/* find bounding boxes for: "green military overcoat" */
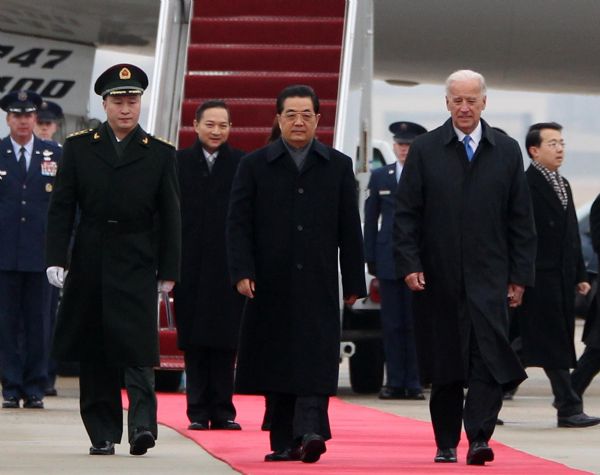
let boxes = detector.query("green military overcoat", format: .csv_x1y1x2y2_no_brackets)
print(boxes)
46,123,181,366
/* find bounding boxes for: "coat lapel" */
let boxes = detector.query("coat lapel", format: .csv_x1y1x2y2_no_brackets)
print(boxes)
116,127,149,169
299,139,330,175
266,138,300,175
0,137,21,181
527,165,565,215
91,123,119,168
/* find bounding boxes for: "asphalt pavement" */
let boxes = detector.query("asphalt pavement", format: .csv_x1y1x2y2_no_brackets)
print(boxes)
1,320,600,474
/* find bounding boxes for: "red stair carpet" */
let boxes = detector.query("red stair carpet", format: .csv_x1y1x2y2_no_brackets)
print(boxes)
179,0,345,152
124,393,592,474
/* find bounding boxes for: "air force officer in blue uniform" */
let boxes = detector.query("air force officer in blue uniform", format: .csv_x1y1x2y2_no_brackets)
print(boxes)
364,121,426,400
0,90,61,409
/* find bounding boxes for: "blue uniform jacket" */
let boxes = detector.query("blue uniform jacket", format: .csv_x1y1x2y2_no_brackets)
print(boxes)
0,135,61,272
364,162,400,280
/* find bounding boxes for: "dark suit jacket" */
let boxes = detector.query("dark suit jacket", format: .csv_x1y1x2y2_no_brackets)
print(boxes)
0,135,61,272
173,140,245,350
582,193,600,348
394,118,535,388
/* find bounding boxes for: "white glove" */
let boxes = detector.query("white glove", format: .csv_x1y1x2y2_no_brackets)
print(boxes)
46,266,65,288
158,280,175,293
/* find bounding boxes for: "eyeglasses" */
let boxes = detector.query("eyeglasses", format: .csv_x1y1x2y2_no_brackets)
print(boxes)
544,140,565,149
280,111,318,122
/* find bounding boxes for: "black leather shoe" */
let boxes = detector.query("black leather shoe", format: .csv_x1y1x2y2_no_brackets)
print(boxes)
466,441,494,465
211,420,242,430
558,412,600,428
89,441,115,455
405,389,426,400
45,387,58,397
2,397,19,409
434,447,457,463
300,433,326,463
129,429,155,456
264,447,302,462
378,386,406,399
188,421,209,430
23,396,44,409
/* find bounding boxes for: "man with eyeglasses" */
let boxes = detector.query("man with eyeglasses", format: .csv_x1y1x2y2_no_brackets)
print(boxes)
516,122,599,428
227,84,366,463
173,100,245,432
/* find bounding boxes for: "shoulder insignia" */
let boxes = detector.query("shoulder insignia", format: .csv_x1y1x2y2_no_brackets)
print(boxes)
150,134,175,147
66,128,93,139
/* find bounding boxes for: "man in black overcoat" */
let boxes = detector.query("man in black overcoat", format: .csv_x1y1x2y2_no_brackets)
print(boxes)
572,193,600,396
227,85,366,463
45,64,181,456
174,100,245,431
517,122,599,428
394,70,536,466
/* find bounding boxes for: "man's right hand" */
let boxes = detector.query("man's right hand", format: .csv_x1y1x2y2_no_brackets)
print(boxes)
405,272,426,291
46,266,66,288
236,278,256,298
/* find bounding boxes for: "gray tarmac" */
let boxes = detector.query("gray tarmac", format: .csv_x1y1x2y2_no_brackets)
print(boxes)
1,320,600,474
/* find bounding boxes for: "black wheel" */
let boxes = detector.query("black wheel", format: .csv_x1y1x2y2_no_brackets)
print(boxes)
154,369,183,392
349,339,384,393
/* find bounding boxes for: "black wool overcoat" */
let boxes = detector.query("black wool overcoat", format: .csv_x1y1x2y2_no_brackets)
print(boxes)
46,123,181,366
226,139,366,396
173,140,245,350
582,193,600,348
394,119,536,389
517,167,587,368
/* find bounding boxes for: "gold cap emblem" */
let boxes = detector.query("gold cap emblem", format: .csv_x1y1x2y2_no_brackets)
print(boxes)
119,67,131,80
45,183,53,193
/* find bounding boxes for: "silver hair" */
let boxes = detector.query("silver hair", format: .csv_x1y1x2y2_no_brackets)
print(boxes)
445,70,487,96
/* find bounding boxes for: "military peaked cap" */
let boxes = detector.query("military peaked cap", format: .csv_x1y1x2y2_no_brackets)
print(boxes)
94,63,148,97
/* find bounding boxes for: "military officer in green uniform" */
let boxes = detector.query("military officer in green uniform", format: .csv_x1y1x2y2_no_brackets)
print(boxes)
45,63,181,456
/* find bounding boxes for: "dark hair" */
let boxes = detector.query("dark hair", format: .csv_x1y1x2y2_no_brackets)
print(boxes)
266,117,281,144
194,100,230,122
525,122,562,158
276,85,319,114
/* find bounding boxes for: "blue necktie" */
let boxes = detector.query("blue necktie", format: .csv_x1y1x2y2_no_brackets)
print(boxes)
463,136,474,161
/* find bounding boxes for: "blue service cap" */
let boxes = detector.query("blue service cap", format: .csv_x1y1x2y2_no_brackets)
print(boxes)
388,121,427,144
37,100,64,122
0,90,43,113
94,63,148,97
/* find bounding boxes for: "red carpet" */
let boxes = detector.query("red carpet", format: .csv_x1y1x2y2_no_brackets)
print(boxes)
124,393,592,474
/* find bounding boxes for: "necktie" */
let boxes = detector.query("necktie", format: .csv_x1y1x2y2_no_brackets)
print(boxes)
463,136,474,161
206,154,215,172
18,147,27,177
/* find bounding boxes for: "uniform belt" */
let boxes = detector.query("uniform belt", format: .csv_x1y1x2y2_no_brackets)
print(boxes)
81,216,153,234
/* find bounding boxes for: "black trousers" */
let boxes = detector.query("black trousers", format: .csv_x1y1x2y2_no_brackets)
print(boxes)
571,346,600,397
79,361,157,445
184,347,236,424
0,271,50,400
544,368,582,417
430,336,503,449
269,393,330,451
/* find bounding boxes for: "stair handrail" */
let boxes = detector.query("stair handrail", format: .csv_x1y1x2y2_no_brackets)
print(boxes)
147,0,193,144
334,0,373,174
